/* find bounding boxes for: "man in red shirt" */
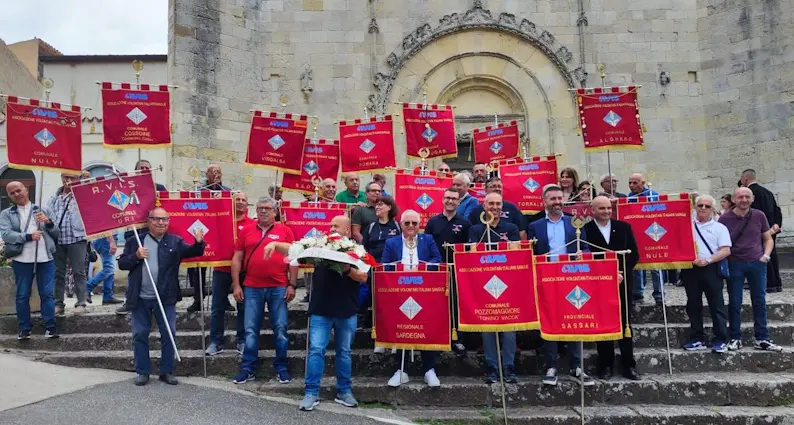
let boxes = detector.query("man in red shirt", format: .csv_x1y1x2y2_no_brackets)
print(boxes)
205,192,256,356
231,196,297,384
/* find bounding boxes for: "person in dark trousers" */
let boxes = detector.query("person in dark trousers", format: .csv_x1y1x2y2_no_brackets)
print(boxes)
584,196,641,380
740,169,783,293
118,206,206,386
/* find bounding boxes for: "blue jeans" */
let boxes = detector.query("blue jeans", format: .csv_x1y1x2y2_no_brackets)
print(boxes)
482,332,516,371
209,270,245,346
12,260,56,333
727,260,769,341
543,340,582,371
634,269,663,301
304,314,357,396
241,286,289,374
131,298,177,376
86,248,115,301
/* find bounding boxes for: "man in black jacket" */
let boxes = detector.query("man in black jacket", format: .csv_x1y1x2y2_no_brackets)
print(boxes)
583,196,641,380
740,169,783,292
119,207,205,386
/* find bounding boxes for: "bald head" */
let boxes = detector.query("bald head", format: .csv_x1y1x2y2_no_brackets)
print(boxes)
591,195,611,208
628,173,645,195
6,181,29,206
591,195,613,224
206,164,222,185
331,215,351,237
322,178,337,199
733,187,754,212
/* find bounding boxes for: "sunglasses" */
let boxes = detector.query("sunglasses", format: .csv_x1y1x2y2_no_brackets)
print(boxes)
696,204,713,209
403,221,419,226
148,216,169,222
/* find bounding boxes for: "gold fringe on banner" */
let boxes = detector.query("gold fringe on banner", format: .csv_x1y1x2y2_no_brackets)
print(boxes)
85,223,147,241
458,322,539,332
622,255,632,338
451,328,458,340
375,343,451,352
541,332,623,342
635,262,693,271
8,162,84,175
181,261,233,268
242,162,302,175
584,144,645,153
104,143,172,150
371,328,376,339
625,326,632,338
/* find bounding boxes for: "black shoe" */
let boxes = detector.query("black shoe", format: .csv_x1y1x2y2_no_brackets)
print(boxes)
134,375,149,386
598,367,613,380
504,368,519,384
102,297,123,305
86,293,93,304
452,342,467,356
632,295,643,302
225,303,236,312
115,304,132,315
17,330,31,340
622,367,641,381
485,370,498,384
186,302,201,313
301,294,310,303
44,329,60,339
655,299,663,306
159,374,179,385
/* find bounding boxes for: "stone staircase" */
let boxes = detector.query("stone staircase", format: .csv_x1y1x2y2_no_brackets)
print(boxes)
2,286,794,424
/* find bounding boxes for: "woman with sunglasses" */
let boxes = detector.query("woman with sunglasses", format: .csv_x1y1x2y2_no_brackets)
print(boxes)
380,210,443,388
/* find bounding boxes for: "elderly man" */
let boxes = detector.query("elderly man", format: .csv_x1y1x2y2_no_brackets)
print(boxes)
47,172,88,315
472,163,488,183
438,163,451,174
740,169,783,293
231,196,298,385
0,182,60,339
335,172,367,204
134,159,167,191
118,207,206,386
467,176,527,240
351,182,381,243
627,173,664,304
453,173,479,220
599,174,626,198
319,178,337,202
382,210,443,387
372,173,391,197
718,187,782,352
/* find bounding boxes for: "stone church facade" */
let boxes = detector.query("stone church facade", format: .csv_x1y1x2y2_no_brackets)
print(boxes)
168,0,794,242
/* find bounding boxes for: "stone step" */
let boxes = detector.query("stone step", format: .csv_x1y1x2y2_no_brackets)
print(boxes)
247,373,794,408
393,405,794,425
2,322,792,352
2,300,793,335
22,345,794,378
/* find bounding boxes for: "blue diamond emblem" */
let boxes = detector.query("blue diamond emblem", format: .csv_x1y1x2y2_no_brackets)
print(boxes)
603,110,622,127
645,222,667,242
489,141,503,154
483,275,508,299
303,160,319,176
360,139,376,154
34,128,56,148
107,190,131,211
566,286,591,310
523,177,540,193
304,228,323,238
416,193,434,210
268,134,286,150
422,126,438,143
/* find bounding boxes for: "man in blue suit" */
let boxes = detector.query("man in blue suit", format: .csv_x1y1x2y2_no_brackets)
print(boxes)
528,185,594,387
381,210,443,388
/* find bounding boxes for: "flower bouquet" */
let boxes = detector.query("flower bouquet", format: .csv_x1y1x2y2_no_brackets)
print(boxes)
287,233,377,275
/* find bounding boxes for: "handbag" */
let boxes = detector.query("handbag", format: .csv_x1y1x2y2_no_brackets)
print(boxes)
239,232,268,285
4,207,36,258
694,223,730,279
87,242,98,263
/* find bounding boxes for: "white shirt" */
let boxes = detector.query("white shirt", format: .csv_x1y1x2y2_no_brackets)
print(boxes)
401,235,418,269
14,203,50,263
693,217,732,259
596,220,611,245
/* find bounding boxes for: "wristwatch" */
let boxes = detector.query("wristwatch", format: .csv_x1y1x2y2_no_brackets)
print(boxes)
763,255,771,261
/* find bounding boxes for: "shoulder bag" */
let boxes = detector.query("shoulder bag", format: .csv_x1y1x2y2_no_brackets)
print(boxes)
238,232,268,285
3,208,36,258
694,223,730,279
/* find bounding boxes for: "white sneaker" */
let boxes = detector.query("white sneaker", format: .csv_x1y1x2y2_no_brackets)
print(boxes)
387,370,409,387
373,347,386,354
424,369,440,387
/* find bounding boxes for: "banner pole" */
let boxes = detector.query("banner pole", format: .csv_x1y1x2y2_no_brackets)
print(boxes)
659,269,673,375
199,268,207,377
580,341,585,425
483,213,508,425
32,169,45,279
133,227,181,361
400,349,405,381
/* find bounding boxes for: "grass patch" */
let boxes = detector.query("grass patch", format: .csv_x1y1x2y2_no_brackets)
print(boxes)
358,401,394,410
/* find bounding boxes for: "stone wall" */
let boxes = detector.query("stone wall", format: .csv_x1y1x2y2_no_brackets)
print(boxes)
0,38,40,117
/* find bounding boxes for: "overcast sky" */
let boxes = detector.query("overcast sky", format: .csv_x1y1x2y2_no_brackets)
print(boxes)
0,0,167,55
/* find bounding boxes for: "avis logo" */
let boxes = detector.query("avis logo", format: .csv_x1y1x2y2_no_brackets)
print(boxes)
487,129,504,137
414,178,436,185
32,108,58,119
598,95,620,102
269,120,289,128
518,164,539,171
183,202,209,210
357,124,376,131
306,146,323,154
125,93,149,100
303,212,326,219
418,111,437,118
641,204,667,212
398,276,424,285
561,264,591,273
480,254,507,264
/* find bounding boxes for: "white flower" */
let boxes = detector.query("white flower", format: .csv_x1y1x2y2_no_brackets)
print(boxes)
353,245,366,257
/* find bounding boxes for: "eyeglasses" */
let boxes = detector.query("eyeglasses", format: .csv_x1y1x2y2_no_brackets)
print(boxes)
148,216,169,222
696,204,713,209
443,197,460,201
403,221,418,226
368,189,381,193
257,207,275,212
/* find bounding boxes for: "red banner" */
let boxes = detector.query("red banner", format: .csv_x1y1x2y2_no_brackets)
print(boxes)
100,83,171,149
495,156,558,214
468,183,487,204
281,139,340,194
280,201,348,239
245,111,308,174
617,194,696,269
472,121,520,164
338,117,396,172
373,265,451,350
577,87,644,152
402,103,457,160
157,192,235,267
562,200,617,222
535,253,623,341
71,171,157,239
394,169,454,230
4,97,83,173
453,242,538,332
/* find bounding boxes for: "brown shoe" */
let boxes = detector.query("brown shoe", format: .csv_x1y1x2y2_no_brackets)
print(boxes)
73,306,87,315
55,306,65,316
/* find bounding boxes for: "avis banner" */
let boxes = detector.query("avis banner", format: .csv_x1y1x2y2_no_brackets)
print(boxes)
280,201,348,239
157,192,235,267
4,97,83,173
402,103,457,160
373,265,451,351
245,111,308,174
100,83,171,149
281,139,340,194
617,194,696,269
535,253,623,342
453,242,538,332
71,171,157,239
562,200,618,223
577,86,645,152
394,169,454,230
472,121,520,164
338,117,396,172
495,156,559,214
468,183,487,204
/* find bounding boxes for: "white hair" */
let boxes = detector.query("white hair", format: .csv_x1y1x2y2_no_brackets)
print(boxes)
400,209,420,222
694,194,716,206
600,173,616,183
454,173,471,185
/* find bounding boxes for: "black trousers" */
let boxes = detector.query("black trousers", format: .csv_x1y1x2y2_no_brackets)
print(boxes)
596,282,636,372
682,263,729,344
767,243,782,291
188,267,208,302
